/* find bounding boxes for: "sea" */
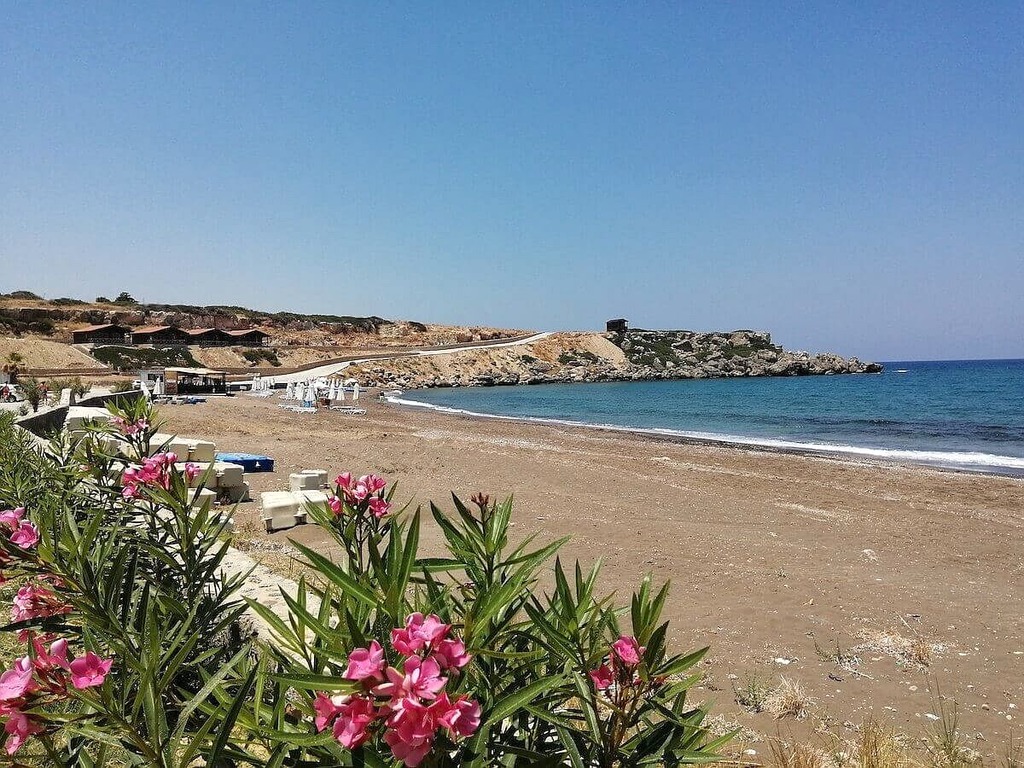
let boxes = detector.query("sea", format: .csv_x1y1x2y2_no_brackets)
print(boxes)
389,359,1024,476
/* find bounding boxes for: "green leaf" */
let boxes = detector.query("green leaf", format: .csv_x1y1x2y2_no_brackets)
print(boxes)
290,539,379,608
271,672,360,692
485,673,565,725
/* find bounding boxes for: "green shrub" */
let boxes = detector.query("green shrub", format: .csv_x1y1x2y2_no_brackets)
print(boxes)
92,346,199,371
0,406,252,764
0,290,42,300
240,348,280,366
0,402,730,766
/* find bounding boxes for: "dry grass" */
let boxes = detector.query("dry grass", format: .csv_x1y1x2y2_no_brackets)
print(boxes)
1001,734,1023,768
765,677,813,721
769,739,831,768
854,628,942,669
924,691,982,768
772,719,914,768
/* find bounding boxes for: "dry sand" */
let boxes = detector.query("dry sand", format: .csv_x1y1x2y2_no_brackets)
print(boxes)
160,394,1024,750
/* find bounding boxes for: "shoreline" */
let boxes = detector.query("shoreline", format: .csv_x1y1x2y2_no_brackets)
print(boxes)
385,391,1024,480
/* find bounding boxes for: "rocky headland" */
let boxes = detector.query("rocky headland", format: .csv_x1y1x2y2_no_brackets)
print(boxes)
348,329,882,389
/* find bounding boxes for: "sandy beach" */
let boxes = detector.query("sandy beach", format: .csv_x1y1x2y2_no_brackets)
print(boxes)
160,393,1024,749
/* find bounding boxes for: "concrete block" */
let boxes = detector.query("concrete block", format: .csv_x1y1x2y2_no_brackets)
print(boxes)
297,491,327,524
301,469,329,487
150,434,192,459
187,488,217,508
289,472,321,492
215,462,245,488
262,491,300,532
223,481,250,503
187,440,217,463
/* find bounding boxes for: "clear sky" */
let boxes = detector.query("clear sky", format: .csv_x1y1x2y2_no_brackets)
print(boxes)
2,3,1022,361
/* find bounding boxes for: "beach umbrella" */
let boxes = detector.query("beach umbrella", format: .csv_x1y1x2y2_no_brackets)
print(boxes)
285,382,294,399
304,384,315,406
138,381,151,401
153,377,163,397
329,380,339,402
352,382,360,401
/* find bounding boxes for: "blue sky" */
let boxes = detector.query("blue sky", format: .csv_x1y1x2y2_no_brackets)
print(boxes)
2,3,1021,361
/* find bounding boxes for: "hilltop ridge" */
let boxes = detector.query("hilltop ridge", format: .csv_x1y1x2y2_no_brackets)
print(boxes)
345,329,881,389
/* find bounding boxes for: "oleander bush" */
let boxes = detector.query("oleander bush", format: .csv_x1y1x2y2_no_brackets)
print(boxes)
0,401,729,766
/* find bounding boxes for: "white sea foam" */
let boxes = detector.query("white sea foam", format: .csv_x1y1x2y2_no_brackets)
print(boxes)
384,395,1024,474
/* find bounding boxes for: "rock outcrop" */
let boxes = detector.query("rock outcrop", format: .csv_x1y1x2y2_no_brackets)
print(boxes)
612,329,882,379
347,330,882,390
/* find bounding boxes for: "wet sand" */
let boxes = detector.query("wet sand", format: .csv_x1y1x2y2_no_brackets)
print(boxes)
160,393,1024,749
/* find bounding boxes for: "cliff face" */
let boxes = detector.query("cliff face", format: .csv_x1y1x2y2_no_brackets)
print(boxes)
350,330,882,389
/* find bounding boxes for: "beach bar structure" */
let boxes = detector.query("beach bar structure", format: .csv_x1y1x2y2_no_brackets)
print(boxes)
71,323,131,345
606,318,629,333
163,367,228,395
225,328,271,346
130,325,191,346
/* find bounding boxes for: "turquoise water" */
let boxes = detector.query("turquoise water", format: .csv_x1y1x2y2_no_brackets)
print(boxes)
391,360,1024,475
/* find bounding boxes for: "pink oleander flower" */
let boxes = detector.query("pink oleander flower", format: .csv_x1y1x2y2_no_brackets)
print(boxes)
391,613,450,655
3,710,42,755
184,462,201,482
12,584,69,623
384,698,435,766
332,695,380,750
313,692,350,732
374,656,446,704
31,638,70,673
344,640,386,683
0,508,24,528
112,416,148,436
360,474,388,494
348,481,371,503
431,691,481,738
432,637,471,671
327,495,343,515
336,472,388,505
367,497,392,518
589,663,614,690
9,521,39,550
0,658,35,702
612,635,644,667
69,652,113,689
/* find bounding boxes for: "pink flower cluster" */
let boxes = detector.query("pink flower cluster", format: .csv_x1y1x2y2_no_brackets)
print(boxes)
111,416,148,436
0,639,113,754
121,452,178,499
314,613,480,766
0,506,115,755
0,508,40,583
12,582,71,625
328,472,392,518
589,635,646,691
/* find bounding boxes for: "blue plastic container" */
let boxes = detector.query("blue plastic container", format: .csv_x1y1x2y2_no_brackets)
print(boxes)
216,453,275,473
